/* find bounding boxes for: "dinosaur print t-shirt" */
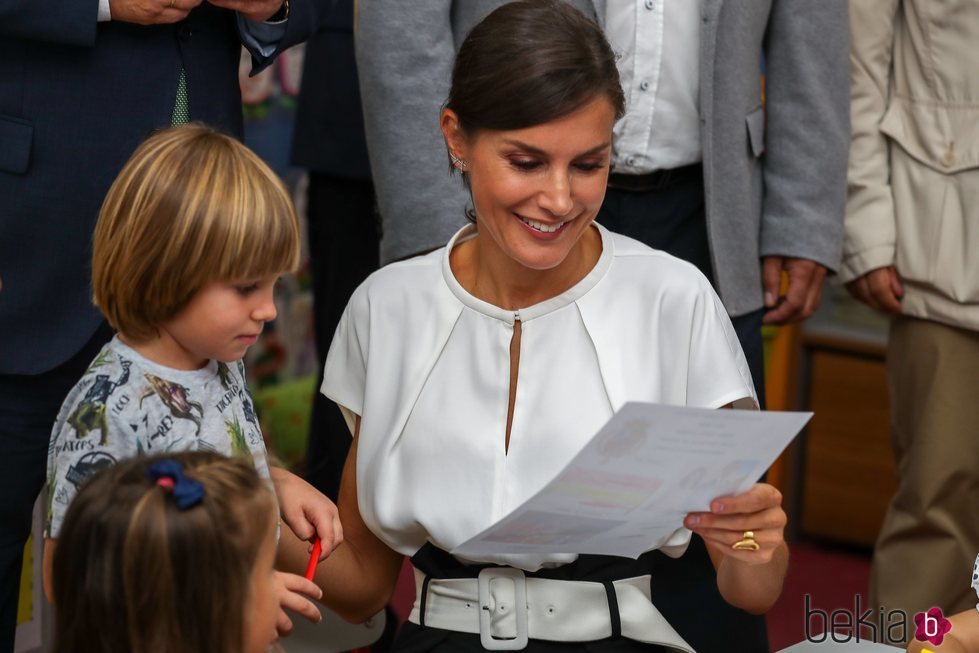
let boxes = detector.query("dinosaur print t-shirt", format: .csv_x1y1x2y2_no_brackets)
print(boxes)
45,336,271,538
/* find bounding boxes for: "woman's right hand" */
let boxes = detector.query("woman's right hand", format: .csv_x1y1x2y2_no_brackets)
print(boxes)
275,416,405,624
845,266,904,315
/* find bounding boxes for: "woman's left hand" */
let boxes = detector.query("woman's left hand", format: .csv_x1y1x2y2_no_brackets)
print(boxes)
683,482,786,565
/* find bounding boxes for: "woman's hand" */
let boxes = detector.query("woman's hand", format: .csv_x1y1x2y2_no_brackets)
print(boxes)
271,467,343,561
684,483,786,564
684,483,789,613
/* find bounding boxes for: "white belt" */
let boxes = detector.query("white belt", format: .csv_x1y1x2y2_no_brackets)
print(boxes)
409,566,695,652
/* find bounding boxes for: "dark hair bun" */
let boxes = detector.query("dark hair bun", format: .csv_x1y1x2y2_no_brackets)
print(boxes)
447,0,625,134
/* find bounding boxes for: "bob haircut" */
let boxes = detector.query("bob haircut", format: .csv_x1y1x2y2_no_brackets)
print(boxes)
446,0,625,137
51,451,277,653
92,123,301,341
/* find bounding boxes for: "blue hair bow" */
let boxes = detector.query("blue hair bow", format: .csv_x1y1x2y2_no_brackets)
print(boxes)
147,459,205,510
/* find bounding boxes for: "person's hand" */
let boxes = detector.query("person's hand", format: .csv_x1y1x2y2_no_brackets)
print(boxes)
274,570,323,636
108,0,203,24
761,256,828,325
271,467,342,560
845,266,904,315
208,0,285,23
684,483,786,565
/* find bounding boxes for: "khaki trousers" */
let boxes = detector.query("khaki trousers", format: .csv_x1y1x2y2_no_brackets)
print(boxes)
871,316,979,637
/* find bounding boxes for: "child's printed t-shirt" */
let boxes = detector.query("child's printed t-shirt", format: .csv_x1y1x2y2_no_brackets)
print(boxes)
45,336,271,538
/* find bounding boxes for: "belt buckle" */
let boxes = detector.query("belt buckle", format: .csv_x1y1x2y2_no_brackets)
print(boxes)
477,567,529,650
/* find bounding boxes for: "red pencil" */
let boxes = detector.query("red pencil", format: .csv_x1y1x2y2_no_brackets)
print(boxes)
304,536,322,581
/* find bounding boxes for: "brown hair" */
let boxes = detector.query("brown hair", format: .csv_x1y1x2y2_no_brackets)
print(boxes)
446,0,625,136
92,123,301,341
51,451,277,653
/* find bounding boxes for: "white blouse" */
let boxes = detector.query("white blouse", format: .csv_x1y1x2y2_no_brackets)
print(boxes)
322,223,756,571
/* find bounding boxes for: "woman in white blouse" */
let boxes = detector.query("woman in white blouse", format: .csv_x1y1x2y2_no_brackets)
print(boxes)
284,2,789,650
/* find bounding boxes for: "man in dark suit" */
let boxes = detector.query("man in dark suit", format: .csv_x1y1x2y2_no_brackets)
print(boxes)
0,0,312,647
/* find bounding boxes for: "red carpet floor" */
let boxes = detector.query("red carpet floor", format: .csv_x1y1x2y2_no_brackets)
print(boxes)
767,540,872,651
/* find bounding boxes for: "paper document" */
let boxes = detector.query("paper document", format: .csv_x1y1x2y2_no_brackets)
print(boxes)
452,403,812,559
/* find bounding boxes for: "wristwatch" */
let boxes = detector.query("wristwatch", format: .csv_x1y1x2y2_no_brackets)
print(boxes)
267,0,289,22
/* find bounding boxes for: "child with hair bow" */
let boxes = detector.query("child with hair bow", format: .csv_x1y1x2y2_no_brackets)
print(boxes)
52,452,287,653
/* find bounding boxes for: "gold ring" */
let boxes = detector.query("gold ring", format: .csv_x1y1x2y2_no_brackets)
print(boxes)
732,530,760,551
168,0,175,7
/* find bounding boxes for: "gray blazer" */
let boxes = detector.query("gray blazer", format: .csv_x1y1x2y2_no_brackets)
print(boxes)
355,0,849,316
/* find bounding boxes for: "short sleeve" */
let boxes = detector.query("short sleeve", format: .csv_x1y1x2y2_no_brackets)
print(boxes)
321,283,371,435
686,284,758,410
45,385,136,539
659,527,692,559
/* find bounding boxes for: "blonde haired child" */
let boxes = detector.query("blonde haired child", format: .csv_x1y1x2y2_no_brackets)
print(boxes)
52,451,283,653
44,123,340,633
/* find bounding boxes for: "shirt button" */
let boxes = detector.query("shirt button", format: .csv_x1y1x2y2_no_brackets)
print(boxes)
639,80,650,92
942,148,957,168
178,24,192,41
626,156,638,167
644,0,654,9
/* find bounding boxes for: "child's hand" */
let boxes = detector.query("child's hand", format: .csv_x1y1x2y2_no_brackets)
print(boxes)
271,467,342,560
273,570,323,636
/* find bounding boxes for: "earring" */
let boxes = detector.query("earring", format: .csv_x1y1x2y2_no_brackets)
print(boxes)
450,152,467,170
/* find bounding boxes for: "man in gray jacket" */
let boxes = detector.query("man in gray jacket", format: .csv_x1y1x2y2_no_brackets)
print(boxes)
356,1,848,650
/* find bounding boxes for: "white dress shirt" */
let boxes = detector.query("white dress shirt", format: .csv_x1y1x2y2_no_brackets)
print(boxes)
606,0,703,174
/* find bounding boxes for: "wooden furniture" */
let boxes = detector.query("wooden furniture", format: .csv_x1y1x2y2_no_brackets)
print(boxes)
767,291,896,548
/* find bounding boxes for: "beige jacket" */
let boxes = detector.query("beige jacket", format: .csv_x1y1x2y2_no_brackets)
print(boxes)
844,0,979,330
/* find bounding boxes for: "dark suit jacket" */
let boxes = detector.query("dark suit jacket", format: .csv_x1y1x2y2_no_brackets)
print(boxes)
0,1,314,374
291,0,370,179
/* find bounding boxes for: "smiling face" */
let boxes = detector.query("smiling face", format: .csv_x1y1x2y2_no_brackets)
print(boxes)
442,96,616,277
133,274,280,370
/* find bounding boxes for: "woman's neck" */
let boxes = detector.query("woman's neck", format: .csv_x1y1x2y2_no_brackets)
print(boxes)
451,224,602,310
